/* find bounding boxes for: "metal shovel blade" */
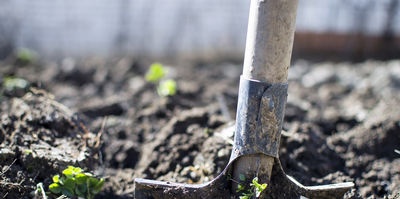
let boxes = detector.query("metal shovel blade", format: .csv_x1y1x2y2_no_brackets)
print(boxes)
134,161,233,199
134,159,354,199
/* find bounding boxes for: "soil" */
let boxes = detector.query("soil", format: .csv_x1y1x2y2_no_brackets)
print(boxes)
0,57,399,199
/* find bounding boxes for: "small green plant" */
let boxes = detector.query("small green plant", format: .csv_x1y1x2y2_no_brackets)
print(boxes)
1,76,30,99
49,165,104,199
236,174,268,199
145,62,166,83
16,48,38,65
24,149,33,155
157,79,177,96
2,76,30,92
145,62,177,97
203,128,213,136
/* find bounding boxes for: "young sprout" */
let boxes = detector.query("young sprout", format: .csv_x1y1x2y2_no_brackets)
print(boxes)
145,62,178,97
3,76,30,92
145,62,166,83
236,175,268,199
157,79,177,97
49,166,104,199
251,177,268,197
16,48,38,64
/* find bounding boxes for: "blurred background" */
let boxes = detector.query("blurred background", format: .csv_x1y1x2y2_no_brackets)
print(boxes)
0,0,399,62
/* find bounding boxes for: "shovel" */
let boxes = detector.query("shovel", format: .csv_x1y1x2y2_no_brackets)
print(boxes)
135,0,354,198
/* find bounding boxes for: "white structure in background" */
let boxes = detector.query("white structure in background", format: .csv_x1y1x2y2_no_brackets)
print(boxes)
0,0,399,60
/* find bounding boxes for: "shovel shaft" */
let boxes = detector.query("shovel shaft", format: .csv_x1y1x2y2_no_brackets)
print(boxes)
243,0,298,83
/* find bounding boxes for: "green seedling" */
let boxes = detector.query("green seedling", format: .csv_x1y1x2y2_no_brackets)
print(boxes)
204,128,213,136
251,177,268,197
236,174,268,199
145,62,177,97
2,76,30,92
24,149,33,155
16,48,38,65
145,62,166,83
49,165,104,199
157,79,177,97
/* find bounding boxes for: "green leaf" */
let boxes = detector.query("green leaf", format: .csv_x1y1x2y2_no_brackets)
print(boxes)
49,183,61,194
52,175,60,183
237,184,245,192
251,177,267,197
61,188,74,198
72,166,82,174
251,177,258,185
16,48,37,64
62,165,82,178
62,166,74,177
75,184,87,197
157,79,177,97
88,177,99,186
62,178,76,191
93,178,105,193
75,173,88,184
23,149,33,155
3,77,30,91
145,63,166,83
239,192,253,199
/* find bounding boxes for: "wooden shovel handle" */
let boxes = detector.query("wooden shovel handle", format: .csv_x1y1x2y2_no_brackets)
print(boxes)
242,0,298,83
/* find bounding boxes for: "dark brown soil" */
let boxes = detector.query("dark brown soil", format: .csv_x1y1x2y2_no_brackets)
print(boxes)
0,58,399,199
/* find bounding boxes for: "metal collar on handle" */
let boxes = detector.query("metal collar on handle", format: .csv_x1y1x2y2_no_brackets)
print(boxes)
230,76,288,161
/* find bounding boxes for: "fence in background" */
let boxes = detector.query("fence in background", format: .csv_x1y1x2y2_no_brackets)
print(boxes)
0,0,399,61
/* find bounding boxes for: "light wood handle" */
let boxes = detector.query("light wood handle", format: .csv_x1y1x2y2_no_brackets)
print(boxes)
242,0,298,83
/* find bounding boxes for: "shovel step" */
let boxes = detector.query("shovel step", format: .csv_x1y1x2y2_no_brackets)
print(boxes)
134,157,354,199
